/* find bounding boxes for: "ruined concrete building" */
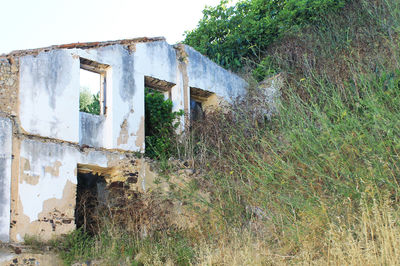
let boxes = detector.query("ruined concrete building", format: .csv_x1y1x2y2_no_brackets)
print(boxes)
0,37,247,242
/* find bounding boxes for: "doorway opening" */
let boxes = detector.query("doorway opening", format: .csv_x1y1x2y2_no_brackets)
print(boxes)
75,165,108,235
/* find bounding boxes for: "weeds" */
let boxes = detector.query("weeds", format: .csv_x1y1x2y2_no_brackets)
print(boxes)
35,0,400,265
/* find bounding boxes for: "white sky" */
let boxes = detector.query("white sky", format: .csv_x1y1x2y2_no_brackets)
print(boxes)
80,69,101,94
0,0,226,54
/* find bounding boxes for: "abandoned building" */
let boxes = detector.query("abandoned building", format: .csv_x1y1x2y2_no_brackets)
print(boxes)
0,37,247,243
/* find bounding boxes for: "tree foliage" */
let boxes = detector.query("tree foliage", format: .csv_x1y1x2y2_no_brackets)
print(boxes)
184,0,347,71
80,87,100,115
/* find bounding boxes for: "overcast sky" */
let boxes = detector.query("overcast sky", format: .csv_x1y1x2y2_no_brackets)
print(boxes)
0,0,226,54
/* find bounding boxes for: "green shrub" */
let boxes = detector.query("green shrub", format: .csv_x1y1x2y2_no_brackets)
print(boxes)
184,0,347,71
145,88,184,159
50,227,197,265
252,55,279,81
79,87,100,115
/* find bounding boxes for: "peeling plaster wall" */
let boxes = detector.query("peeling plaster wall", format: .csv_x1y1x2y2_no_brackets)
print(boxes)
79,112,106,148
71,45,138,151
6,40,249,242
0,117,12,242
184,45,247,103
17,41,247,152
12,138,125,242
19,50,80,142
9,137,169,242
134,41,183,144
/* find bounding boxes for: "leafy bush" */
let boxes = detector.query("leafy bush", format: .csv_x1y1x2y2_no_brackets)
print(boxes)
79,87,100,115
145,88,184,159
184,0,347,71
252,55,278,82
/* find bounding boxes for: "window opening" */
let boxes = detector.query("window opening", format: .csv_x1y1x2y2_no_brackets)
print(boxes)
190,98,204,121
190,87,213,122
80,58,108,115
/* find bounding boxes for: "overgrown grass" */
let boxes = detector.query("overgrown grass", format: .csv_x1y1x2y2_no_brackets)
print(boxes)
183,67,400,255
181,0,400,262
40,0,400,265
50,199,400,265
49,227,198,265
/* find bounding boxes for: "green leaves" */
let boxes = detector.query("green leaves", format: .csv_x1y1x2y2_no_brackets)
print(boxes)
184,0,347,71
145,88,184,159
79,87,100,115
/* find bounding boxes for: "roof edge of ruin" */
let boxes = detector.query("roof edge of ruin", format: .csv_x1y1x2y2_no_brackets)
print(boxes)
1,37,166,58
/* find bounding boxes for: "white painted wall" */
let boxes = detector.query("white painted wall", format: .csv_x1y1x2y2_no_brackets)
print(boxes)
19,140,79,223
19,50,80,143
15,138,125,242
18,139,122,223
12,40,249,242
134,41,184,146
0,117,12,242
18,41,247,152
134,41,178,83
185,45,247,103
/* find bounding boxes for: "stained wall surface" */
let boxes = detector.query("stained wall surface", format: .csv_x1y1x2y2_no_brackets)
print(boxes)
13,138,125,242
19,50,80,142
18,41,247,152
0,117,12,242
185,45,247,103
3,38,248,242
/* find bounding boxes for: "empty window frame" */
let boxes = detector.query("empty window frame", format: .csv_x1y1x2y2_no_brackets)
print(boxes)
190,87,214,121
80,58,109,115
190,97,204,121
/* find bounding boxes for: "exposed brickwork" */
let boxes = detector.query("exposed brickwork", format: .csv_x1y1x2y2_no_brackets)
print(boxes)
0,57,19,116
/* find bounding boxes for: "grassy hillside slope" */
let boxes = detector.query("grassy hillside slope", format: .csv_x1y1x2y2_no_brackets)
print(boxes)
45,0,400,265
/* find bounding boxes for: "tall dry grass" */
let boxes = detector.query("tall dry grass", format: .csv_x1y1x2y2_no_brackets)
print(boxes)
193,199,400,266
324,199,400,265
40,0,400,265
